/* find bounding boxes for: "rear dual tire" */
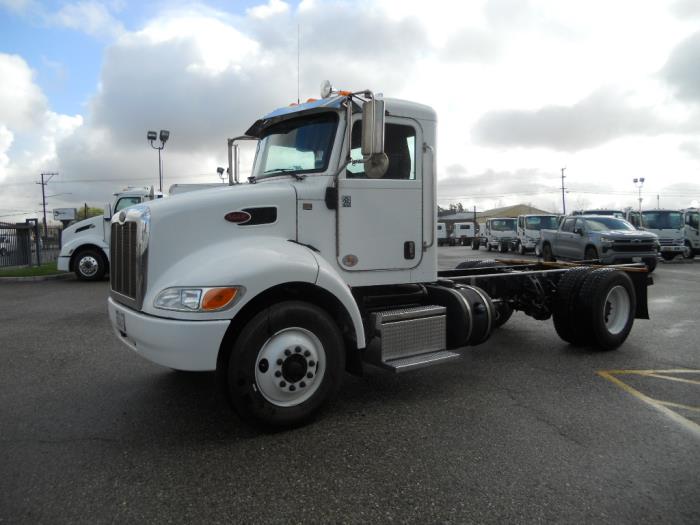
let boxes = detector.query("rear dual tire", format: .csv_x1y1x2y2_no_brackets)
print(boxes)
553,268,635,350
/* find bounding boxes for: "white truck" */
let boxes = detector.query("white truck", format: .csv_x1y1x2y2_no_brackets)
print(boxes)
58,187,163,280
453,222,476,246
683,208,699,259
628,209,686,261
107,84,652,428
515,214,560,255
478,217,517,252
436,222,449,246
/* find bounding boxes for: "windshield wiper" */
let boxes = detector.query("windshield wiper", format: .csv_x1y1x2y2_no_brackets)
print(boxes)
261,168,306,181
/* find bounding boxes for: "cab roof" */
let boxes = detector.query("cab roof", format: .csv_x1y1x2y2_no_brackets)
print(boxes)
245,96,437,138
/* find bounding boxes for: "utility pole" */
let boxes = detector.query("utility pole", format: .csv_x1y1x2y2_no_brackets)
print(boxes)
657,194,660,209
560,167,567,215
36,172,58,243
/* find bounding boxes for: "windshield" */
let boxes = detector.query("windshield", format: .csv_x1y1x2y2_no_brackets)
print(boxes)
583,210,624,218
252,113,338,180
641,211,683,229
584,217,636,232
490,219,516,231
525,216,559,230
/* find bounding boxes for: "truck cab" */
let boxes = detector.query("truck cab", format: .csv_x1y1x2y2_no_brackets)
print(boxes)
628,210,686,261
58,187,162,280
107,84,652,428
437,222,449,246
453,222,476,246
516,214,559,255
484,218,517,252
682,208,699,259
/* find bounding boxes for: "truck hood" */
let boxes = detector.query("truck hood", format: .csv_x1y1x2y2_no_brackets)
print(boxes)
142,180,299,287
603,230,658,240
61,214,105,245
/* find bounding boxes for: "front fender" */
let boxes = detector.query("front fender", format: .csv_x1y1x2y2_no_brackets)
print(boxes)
59,233,109,260
142,236,319,320
313,252,366,349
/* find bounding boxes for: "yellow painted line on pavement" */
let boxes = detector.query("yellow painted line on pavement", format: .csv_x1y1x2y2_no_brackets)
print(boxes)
640,372,700,386
597,370,700,439
658,400,700,413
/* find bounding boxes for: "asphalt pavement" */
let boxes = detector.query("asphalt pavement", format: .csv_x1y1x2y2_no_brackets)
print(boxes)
1,249,699,523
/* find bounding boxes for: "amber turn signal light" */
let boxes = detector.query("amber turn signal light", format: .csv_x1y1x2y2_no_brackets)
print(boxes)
201,288,238,311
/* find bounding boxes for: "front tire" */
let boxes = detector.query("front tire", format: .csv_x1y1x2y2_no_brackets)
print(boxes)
225,301,345,428
584,246,598,262
542,243,555,262
661,252,676,261
73,249,107,281
517,242,525,255
683,242,694,260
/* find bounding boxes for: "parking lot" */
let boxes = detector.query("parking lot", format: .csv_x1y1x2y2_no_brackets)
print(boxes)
1,248,699,523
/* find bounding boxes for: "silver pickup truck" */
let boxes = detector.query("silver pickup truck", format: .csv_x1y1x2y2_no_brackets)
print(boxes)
541,215,659,271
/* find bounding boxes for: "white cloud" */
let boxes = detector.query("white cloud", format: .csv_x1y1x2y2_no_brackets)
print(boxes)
0,125,14,180
247,0,289,20
50,1,125,39
0,53,48,131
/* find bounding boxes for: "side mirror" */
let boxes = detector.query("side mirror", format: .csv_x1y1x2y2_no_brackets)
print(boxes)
361,98,388,179
103,203,113,220
574,227,583,235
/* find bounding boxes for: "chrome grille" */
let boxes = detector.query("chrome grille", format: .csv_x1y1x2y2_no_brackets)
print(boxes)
110,221,138,299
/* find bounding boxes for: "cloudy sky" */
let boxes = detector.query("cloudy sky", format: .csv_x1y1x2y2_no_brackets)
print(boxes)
1,0,700,221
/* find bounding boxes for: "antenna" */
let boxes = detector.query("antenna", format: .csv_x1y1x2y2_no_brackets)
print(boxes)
297,24,300,104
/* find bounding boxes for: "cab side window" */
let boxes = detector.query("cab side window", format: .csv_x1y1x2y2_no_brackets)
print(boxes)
347,121,416,180
561,218,575,232
574,218,586,233
114,197,142,212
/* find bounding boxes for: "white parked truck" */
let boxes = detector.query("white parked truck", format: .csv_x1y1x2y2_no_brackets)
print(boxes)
107,84,652,428
437,222,449,246
481,217,517,252
515,214,560,255
453,222,476,246
683,208,699,259
58,187,164,280
628,209,686,261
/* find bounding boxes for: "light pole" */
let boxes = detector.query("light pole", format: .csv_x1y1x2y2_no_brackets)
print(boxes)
633,177,645,222
147,129,170,192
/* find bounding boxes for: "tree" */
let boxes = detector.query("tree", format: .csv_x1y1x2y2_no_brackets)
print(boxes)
75,206,104,221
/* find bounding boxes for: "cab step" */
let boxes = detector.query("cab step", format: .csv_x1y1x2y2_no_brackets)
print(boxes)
383,349,460,373
365,305,455,372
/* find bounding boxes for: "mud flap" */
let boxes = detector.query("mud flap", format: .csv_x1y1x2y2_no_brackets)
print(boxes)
629,272,652,319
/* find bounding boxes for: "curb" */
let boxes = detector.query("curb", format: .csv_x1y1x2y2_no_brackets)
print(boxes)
0,273,75,283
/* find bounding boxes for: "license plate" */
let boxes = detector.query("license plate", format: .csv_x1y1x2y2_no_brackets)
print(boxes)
116,310,126,334
632,256,642,262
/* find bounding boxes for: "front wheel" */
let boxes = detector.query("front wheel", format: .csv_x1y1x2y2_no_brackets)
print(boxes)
683,242,694,260
471,239,480,250
224,301,345,428
74,249,107,281
542,243,555,262
661,252,676,261
517,242,525,255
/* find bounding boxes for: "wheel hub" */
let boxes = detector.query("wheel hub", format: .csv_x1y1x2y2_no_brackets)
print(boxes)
79,256,98,277
603,285,631,335
254,327,324,407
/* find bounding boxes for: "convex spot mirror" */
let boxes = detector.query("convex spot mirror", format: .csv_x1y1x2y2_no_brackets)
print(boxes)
361,98,388,179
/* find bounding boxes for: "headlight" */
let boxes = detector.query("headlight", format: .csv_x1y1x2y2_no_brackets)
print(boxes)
154,286,242,312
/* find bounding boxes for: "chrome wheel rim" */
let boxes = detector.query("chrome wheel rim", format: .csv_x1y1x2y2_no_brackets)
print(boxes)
78,256,99,277
254,327,325,407
603,285,630,335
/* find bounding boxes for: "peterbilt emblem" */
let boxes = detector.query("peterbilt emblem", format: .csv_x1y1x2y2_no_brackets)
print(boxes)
119,211,127,222
224,211,252,224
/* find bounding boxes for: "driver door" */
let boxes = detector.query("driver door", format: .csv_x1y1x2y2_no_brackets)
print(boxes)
336,117,423,271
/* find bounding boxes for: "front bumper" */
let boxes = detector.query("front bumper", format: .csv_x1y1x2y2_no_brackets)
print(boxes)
108,297,230,371
600,251,658,264
57,256,70,272
658,245,685,253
